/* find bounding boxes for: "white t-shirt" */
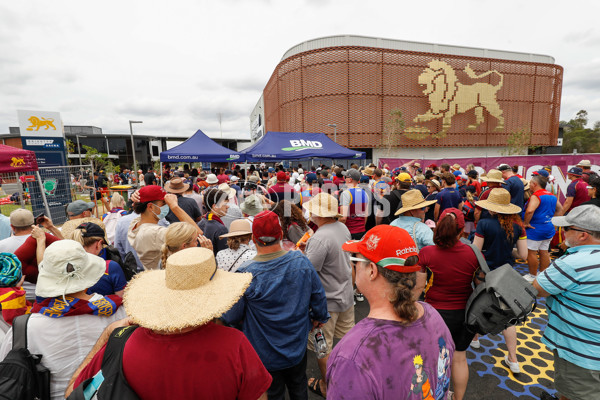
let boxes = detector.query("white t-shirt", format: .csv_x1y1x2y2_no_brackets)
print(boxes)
0,234,30,253
216,244,256,272
0,295,127,400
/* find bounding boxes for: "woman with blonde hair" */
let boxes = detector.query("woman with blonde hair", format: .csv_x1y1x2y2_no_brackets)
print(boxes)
159,222,213,268
71,222,127,297
102,192,128,245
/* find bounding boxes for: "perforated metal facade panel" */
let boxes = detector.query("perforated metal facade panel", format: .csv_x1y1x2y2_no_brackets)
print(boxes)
263,45,563,149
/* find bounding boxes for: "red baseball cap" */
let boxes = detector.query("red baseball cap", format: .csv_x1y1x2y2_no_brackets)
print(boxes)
439,207,465,229
252,210,283,245
276,171,287,182
342,225,420,273
139,185,166,203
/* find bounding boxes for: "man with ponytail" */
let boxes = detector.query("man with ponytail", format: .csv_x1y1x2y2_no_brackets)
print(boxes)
327,225,454,400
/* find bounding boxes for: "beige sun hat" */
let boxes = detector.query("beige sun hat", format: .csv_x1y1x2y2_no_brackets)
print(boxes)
124,247,252,332
165,178,190,194
475,188,522,214
302,192,342,218
429,179,441,191
218,183,236,199
577,159,591,167
36,240,106,298
521,178,530,191
240,194,264,216
220,219,252,239
61,217,105,241
481,169,504,183
394,189,437,216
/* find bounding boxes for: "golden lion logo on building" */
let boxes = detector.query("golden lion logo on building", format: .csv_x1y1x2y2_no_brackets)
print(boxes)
26,116,56,131
10,157,25,167
404,60,504,139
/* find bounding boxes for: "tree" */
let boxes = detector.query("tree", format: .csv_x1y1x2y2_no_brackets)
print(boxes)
382,109,405,155
501,129,534,156
562,110,600,153
82,145,110,172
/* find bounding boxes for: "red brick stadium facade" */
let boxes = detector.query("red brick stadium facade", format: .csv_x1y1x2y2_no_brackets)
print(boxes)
260,37,563,151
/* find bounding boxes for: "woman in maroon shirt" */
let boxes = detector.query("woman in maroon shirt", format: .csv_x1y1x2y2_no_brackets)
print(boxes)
418,208,479,400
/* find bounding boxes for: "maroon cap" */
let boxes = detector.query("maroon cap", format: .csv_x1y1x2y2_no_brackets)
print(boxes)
252,211,283,245
276,171,287,182
139,185,166,203
439,207,465,229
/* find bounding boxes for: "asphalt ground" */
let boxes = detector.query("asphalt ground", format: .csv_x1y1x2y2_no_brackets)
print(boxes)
305,260,557,400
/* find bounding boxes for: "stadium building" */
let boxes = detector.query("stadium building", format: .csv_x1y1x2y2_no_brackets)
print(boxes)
250,35,563,161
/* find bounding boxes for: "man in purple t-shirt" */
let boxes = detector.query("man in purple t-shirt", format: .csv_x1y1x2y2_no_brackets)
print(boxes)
327,225,454,400
562,167,590,214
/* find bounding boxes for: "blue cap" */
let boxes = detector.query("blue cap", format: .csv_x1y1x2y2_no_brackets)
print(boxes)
568,167,583,176
534,169,549,178
305,173,318,183
360,175,370,183
453,170,461,177
268,167,275,173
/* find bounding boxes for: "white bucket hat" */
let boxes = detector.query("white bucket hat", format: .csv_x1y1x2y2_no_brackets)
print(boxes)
35,240,106,298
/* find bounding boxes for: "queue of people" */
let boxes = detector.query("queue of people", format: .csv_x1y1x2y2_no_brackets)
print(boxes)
0,158,597,400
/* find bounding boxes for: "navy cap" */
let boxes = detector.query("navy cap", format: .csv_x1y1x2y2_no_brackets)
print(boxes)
305,173,318,183
533,169,549,178
568,167,583,176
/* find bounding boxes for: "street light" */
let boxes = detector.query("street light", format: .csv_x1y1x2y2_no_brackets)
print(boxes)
326,123,337,143
129,120,143,173
75,135,86,166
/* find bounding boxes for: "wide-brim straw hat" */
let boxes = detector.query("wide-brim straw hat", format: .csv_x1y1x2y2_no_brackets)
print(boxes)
475,188,521,214
302,192,342,218
218,183,236,199
481,169,504,183
124,247,251,332
220,219,252,238
36,240,106,298
165,178,190,194
61,217,105,241
394,189,437,215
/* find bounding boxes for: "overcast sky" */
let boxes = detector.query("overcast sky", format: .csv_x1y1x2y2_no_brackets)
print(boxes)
2,0,599,140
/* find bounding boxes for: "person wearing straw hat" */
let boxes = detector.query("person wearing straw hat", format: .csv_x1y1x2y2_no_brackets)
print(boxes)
61,200,104,240
576,159,593,183
391,190,436,250
216,219,256,272
302,193,353,398
327,225,454,400
472,188,527,373
475,169,504,223
164,177,202,224
221,211,329,400
531,205,600,400
68,247,272,399
0,240,127,400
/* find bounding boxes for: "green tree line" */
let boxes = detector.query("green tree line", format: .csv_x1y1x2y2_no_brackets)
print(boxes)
561,110,600,153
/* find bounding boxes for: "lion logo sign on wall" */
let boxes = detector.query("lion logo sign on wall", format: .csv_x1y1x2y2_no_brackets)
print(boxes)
26,116,57,131
404,60,504,139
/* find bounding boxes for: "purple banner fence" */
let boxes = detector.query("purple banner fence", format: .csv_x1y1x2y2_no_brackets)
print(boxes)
379,153,600,201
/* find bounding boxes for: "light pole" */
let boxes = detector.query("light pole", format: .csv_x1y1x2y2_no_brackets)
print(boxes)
129,120,143,172
326,123,337,143
75,135,86,166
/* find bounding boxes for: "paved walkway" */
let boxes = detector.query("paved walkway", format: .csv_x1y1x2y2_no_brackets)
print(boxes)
306,261,557,399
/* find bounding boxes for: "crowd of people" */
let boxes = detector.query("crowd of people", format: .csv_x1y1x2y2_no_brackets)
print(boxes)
0,158,598,400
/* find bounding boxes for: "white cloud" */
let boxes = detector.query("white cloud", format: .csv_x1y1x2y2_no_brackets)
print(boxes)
1,0,600,140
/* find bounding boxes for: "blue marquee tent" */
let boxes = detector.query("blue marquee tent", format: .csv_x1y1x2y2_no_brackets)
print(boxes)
240,131,365,162
160,130,243,162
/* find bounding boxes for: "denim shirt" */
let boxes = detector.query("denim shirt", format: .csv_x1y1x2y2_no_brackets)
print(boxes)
222,250,330,371
390,216,434,250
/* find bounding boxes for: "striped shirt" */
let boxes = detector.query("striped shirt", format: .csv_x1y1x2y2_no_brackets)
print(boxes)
536,245,600,370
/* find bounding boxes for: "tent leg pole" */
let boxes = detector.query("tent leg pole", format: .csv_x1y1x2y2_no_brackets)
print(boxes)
35,171,52,218
160,162,163,187
15,173,25,208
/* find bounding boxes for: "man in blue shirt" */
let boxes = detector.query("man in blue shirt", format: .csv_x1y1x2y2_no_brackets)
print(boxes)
434,172,463,221
498,163,524,209
222,210,329,400
391,190,435,250
534,205,600,400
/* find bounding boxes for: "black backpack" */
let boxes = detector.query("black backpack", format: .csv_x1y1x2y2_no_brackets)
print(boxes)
105,246,138,281
464,242,538,335
0,314,50,400
67,325,140,400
